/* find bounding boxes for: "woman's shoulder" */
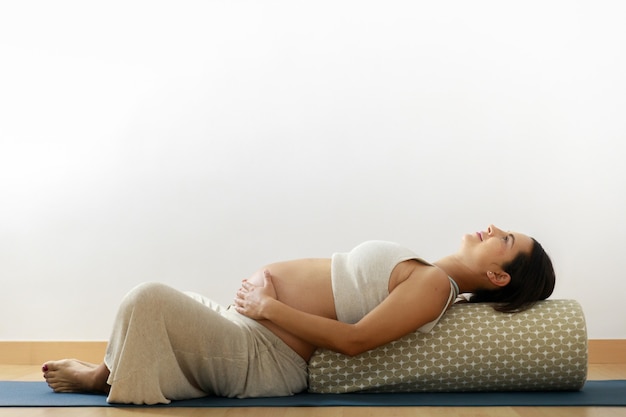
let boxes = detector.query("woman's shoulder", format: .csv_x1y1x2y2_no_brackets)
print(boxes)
348,240,416,256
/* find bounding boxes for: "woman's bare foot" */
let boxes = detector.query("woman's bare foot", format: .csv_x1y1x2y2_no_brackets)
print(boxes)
42,359,110,394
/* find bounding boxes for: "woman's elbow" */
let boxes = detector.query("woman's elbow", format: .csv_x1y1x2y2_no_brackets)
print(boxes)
335,334,370,357
341,344,369,357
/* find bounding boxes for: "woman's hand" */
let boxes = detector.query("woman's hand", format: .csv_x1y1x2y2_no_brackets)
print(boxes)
234,269,277,320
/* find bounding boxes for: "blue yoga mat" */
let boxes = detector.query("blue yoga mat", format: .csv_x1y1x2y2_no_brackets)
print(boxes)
1,381,624,407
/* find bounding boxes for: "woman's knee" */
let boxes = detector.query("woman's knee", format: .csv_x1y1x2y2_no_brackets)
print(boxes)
120,282,178,312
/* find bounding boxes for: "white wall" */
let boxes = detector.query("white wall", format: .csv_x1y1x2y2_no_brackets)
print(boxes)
1,1,624,341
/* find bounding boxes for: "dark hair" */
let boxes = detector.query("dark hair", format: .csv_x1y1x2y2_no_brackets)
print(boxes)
469,238,555,313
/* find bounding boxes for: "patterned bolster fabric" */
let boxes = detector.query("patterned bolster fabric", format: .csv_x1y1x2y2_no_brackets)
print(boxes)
308,300,587,393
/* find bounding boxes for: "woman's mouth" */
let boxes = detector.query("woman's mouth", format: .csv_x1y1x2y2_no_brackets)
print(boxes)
477,231,483,241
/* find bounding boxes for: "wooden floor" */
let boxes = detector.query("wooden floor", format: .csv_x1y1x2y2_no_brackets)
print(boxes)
1,364,625,417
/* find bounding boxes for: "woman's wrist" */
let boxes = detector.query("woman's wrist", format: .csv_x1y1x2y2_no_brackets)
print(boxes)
262,297,281,321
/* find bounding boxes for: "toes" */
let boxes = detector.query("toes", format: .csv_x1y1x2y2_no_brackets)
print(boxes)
42,360,62,372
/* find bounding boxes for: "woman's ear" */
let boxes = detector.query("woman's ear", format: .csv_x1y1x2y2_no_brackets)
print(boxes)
487,270,511,287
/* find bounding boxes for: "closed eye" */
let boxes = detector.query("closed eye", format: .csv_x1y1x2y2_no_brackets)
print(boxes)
504,233,516,248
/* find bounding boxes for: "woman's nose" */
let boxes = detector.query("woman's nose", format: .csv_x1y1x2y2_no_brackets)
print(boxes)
487,225,500,236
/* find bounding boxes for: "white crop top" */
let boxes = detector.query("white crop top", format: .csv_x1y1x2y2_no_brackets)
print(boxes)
331,240,459,333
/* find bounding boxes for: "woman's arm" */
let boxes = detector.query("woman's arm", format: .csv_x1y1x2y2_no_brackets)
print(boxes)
234,269,451,356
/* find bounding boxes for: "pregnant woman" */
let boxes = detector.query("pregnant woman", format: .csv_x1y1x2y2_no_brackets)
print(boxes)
42,224,555,404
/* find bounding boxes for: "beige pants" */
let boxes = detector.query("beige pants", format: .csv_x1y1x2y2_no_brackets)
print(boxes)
104,282,307,405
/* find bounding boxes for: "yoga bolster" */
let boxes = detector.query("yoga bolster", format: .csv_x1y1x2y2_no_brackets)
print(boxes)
308,300,587,393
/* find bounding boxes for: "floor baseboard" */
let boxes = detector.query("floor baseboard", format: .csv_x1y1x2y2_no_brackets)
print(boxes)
0,341,106,366
0,339,624,365
587,339,626,364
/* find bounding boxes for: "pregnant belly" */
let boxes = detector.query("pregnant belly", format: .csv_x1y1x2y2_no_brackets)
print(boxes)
245,258,335,361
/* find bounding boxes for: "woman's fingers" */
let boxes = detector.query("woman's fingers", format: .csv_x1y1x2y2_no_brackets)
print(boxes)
240,280,257,290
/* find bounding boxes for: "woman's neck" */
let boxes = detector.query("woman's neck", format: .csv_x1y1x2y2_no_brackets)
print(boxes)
432,255,487,294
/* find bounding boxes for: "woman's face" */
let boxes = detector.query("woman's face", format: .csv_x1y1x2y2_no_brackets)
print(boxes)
460,224,534,274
